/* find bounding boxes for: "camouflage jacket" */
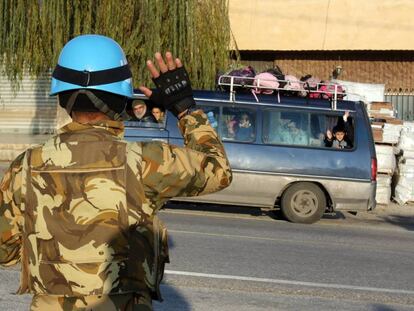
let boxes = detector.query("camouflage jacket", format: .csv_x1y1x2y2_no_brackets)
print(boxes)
0,110,232,298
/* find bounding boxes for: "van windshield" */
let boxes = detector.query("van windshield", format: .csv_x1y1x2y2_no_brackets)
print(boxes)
263,108,354,149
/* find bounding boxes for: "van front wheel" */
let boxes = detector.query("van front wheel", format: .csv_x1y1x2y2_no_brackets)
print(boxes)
281,183,326,224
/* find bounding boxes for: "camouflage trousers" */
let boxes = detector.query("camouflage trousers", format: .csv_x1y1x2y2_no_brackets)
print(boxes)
30,292,153,311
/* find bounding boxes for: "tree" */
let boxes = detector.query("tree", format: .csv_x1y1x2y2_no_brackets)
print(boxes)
0,0,230,90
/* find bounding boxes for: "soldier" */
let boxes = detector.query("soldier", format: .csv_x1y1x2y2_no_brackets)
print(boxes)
0,34,232,310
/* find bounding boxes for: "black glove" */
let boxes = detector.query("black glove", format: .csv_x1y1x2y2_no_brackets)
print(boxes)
149,66,196,118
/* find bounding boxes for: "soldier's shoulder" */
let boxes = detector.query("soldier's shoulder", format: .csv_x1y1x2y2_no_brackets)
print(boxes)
10,149,28,168
4,149,28,177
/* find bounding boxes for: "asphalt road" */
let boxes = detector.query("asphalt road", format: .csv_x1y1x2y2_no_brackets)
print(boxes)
154,204,414,311
1,159,414,310
0,203,413,310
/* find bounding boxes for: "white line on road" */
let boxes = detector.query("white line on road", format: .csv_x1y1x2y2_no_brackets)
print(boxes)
168,229,414,255
162,209,275,222
169,229,290,242
165,270,414,295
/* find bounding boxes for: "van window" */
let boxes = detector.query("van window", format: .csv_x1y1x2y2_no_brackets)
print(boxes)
263,108,354,149
201,105,220,131
124,99,165,128
222,107,256,142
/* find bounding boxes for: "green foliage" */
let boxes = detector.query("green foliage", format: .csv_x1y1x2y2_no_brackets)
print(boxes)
0,0,230,90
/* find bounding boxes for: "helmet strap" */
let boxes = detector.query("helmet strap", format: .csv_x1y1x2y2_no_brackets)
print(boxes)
52,64,132,87
65,90,81,116
66,89,128,121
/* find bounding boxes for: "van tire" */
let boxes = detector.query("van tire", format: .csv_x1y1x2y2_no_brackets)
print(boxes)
281,183,326,224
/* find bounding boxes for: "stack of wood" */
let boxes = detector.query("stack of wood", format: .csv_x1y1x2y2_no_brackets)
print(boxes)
368,102,403,205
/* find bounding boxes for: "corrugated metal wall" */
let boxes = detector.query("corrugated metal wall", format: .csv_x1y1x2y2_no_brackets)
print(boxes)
0,73,57,134
385,93,414,121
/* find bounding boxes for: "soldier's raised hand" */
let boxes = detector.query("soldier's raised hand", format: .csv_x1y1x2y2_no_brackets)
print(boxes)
139,52,195,118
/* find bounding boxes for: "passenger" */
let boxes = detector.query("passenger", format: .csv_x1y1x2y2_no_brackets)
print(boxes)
236,113,254,141
268,118,290,144
339,110,354,148
325,125,348,149
152,106,165,123
325,111,354,148
309,115,325,147
131,100,157,123
225,115,237,140
280,120,308,145
309,132,325,147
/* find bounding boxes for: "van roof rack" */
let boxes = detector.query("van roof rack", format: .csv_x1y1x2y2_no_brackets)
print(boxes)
217,75,346,110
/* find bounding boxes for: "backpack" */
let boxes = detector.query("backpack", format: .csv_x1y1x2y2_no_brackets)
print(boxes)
265,66,286,88
282,75,307,97
219,66,256,92
319,82,346,100
301,75,322,98
253,72,280,94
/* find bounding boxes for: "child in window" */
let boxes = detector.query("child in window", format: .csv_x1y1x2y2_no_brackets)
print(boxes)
325,125,348,149
236,113,254,141
224,115,237,140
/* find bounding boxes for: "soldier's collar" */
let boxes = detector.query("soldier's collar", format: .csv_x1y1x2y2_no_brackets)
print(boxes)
58,120,125,138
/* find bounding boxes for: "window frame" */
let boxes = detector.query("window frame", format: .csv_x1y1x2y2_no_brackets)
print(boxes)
261,107,356,151
197,102,260,143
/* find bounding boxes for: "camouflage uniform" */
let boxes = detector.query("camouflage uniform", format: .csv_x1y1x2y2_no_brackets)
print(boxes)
0,110,232,310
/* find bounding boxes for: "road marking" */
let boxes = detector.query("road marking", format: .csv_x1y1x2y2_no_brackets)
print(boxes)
168,229,414,255
162,209,275,222
165,270,414,295
169,229,288,242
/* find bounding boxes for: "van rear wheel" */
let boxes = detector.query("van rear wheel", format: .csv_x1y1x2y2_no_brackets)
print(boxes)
281,183,326,224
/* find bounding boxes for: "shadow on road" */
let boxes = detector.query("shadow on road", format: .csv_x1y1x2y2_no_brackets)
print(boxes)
371,304,401,311
166,201,414,230
332,210,414,231
376,214,414,231
166,201,280,219
166,201,354,223
154,284,191,311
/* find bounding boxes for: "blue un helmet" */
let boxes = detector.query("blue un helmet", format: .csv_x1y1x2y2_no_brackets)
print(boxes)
50,34,133,120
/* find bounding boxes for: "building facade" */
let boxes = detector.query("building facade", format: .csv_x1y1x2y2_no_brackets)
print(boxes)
229,0,414,92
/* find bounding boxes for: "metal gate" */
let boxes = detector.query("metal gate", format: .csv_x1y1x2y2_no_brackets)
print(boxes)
385,92,414,121
0,73,57,134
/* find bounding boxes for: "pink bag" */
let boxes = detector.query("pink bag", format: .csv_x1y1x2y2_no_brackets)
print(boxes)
253,72,280,94
301,75,322,98
283,75,306,97
319,82,346,99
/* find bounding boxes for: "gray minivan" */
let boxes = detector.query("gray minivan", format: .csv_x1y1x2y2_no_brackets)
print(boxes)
124,86,377,224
